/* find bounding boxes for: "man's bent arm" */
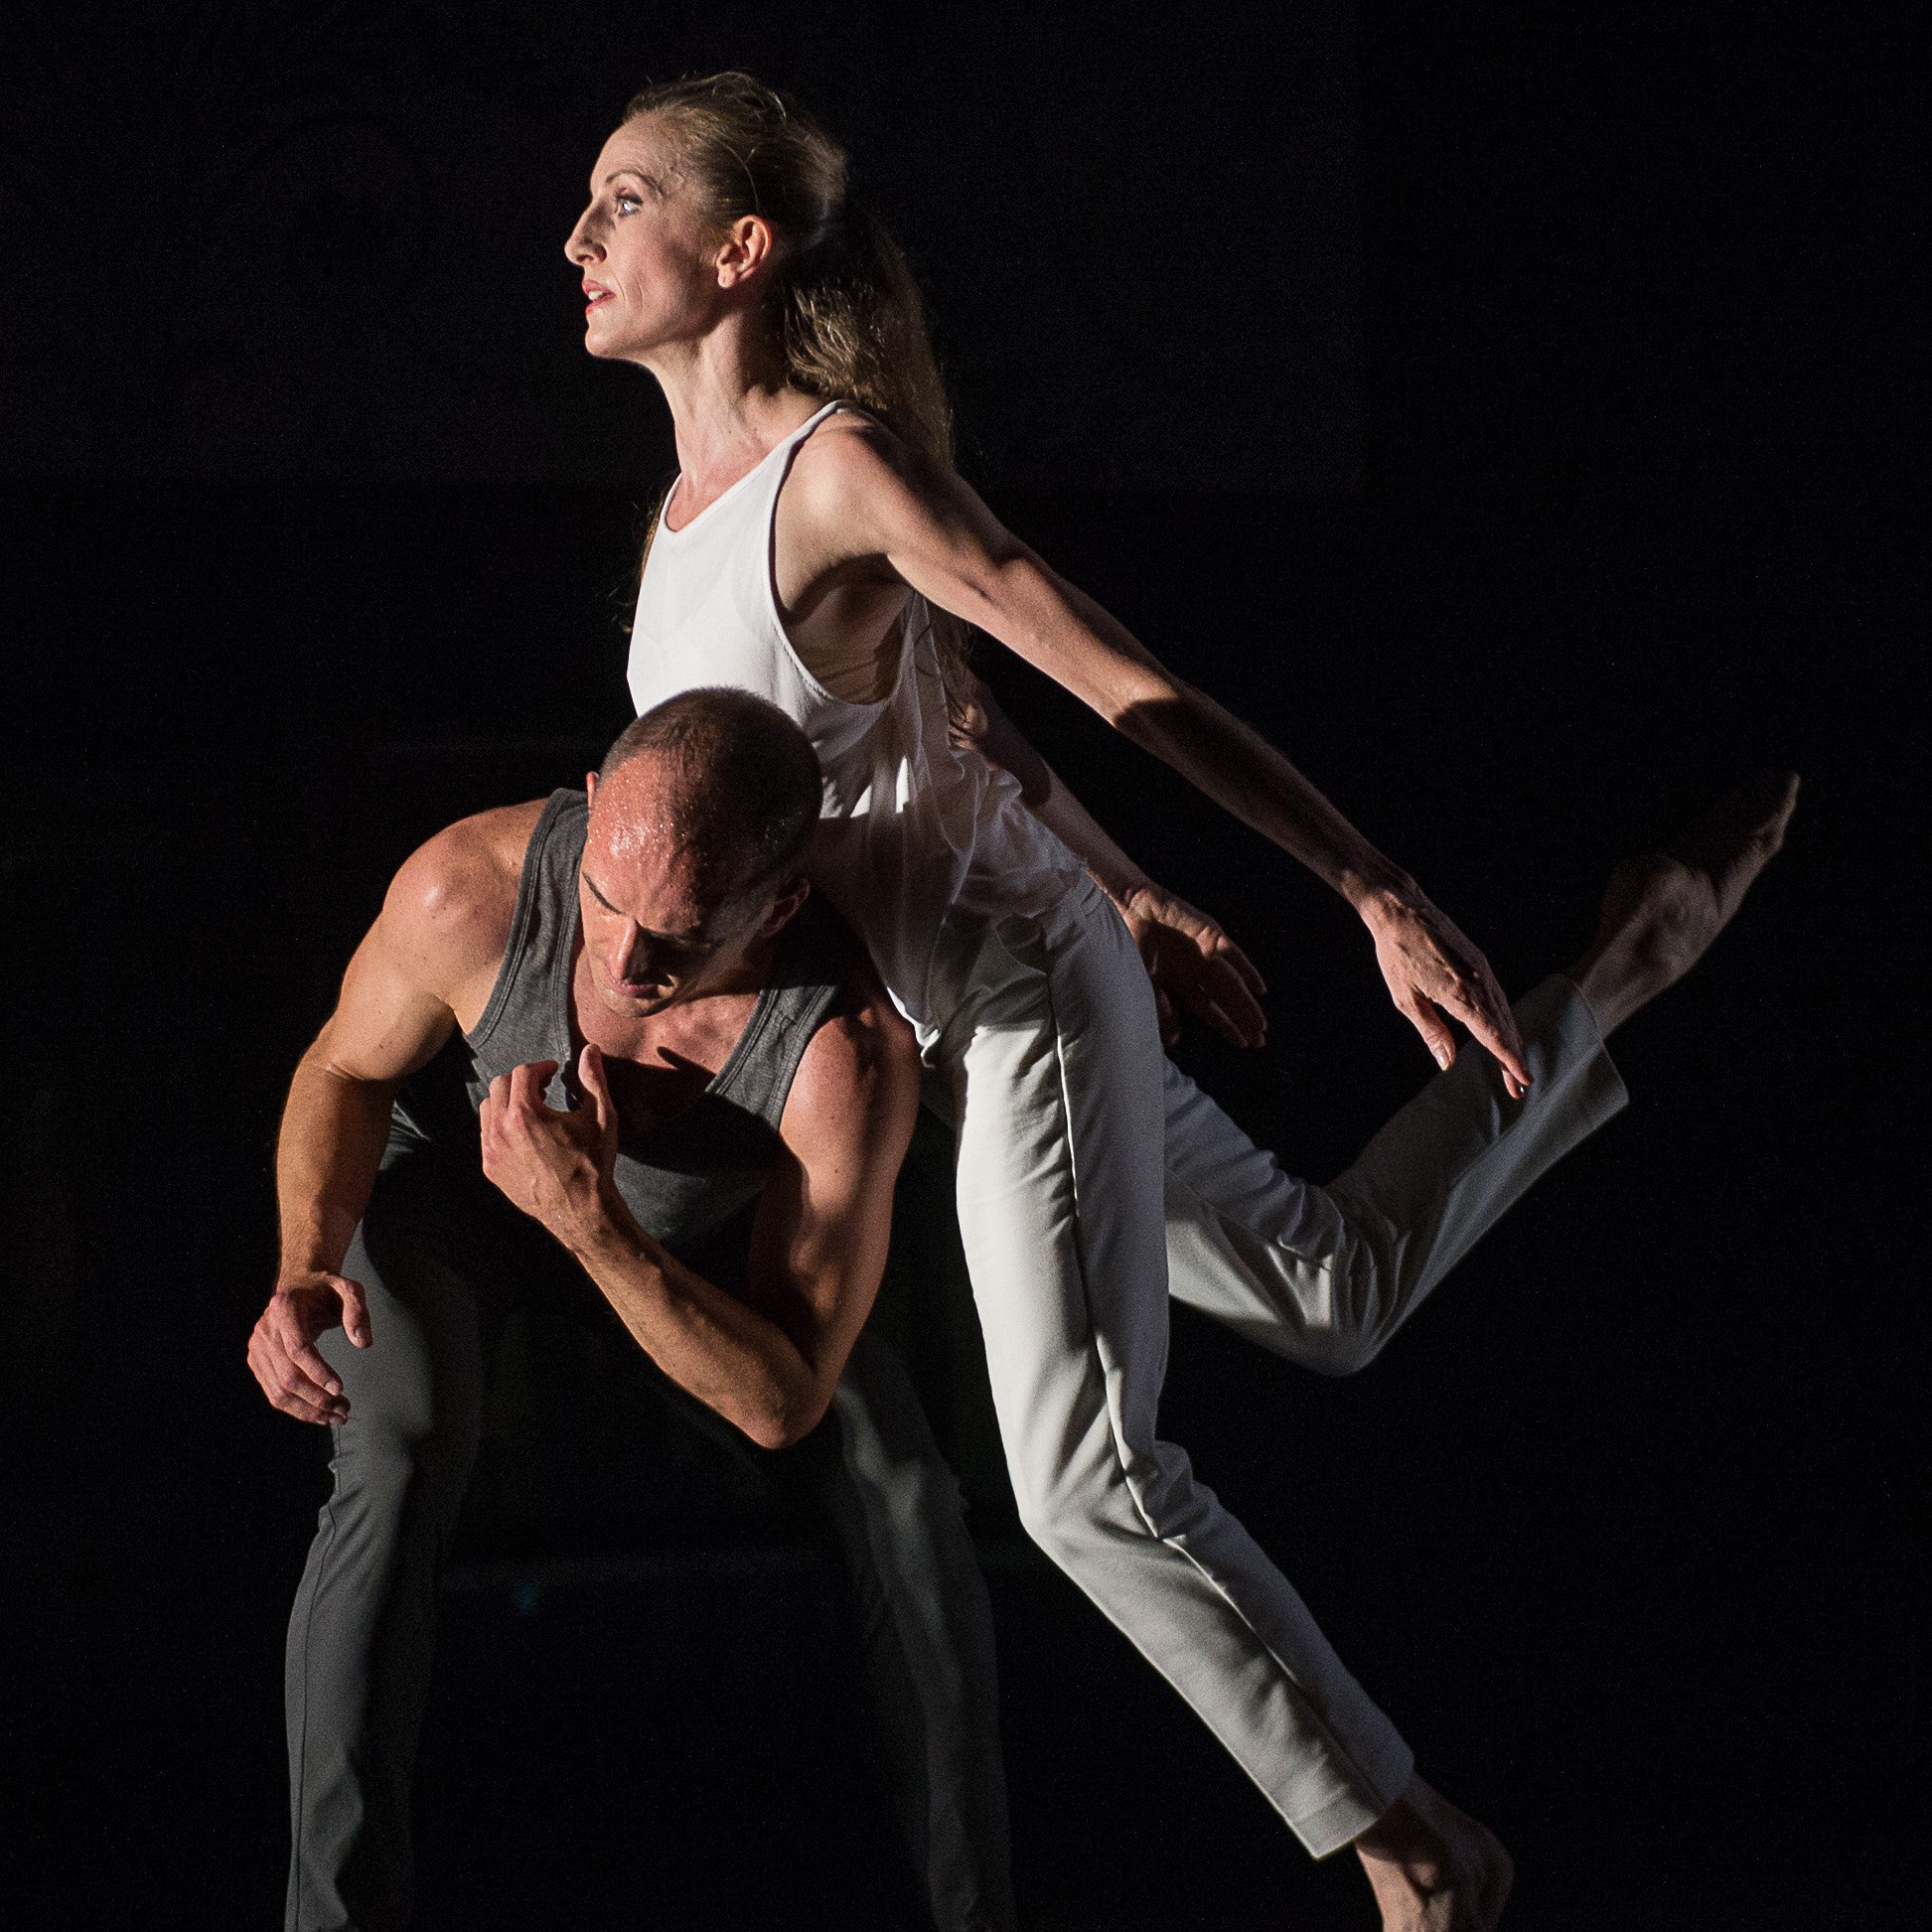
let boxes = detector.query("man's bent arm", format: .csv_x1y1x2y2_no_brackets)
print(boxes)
483,985,922,1450
275,1049,399,1282
251,812,521,1422
271,821,510,1273
565,1206,828,1450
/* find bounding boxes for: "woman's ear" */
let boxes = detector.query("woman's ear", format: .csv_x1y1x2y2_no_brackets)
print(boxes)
715,214,776,291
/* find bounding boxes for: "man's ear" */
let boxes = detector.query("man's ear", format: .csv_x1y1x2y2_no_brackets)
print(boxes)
759,874,811,938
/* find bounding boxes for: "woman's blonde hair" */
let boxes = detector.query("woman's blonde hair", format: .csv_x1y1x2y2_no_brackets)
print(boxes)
626,71,975,700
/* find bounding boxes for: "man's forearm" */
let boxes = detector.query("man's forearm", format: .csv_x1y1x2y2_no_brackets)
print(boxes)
562,1194,818,1450
275,1052,397,1278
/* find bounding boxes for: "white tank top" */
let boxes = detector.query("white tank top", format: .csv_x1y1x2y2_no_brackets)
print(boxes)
628,400,1085,1034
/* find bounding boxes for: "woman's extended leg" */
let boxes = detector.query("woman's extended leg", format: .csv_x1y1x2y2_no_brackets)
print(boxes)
1159,973,1627,1372
1159,774,1798,1371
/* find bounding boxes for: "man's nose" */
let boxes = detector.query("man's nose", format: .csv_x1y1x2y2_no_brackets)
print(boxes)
609,926,661,986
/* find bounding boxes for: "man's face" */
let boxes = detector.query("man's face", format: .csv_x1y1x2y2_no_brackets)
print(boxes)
576,768,784,1020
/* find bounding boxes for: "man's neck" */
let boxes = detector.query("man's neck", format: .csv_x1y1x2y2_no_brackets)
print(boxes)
568,934,777,1084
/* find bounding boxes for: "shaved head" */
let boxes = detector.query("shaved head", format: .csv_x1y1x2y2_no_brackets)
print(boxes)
591,688,822,910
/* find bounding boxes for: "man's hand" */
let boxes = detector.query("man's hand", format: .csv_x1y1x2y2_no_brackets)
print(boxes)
247,1272,372,1425
1114,882,1269,1051
479,1045,620,1247
1361,886,1533,1098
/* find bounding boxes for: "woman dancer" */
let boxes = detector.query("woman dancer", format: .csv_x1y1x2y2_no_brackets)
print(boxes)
565,73,1793,1930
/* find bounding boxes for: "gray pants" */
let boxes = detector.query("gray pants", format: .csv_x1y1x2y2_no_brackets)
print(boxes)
284,1154,1013,1932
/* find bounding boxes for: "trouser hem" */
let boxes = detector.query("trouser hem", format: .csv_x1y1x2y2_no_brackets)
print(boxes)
1295,1733,1416,1859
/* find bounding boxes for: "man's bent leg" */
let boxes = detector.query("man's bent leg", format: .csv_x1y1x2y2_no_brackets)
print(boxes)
815,1332,1016,1932
284,1167,491,1932
1161,975,1628,1373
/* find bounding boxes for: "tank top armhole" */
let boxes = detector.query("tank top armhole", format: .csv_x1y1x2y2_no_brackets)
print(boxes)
761,401,908,719
758,977,848,1132
466,790,577,1052
707,903,853,1122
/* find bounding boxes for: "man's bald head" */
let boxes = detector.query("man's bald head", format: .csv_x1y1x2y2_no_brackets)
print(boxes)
589,689,822,913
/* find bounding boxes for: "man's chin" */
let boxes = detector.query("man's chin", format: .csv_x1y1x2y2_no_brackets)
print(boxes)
595,980,673,1017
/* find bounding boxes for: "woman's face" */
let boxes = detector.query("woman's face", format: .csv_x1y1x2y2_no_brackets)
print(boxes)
563,116,720,364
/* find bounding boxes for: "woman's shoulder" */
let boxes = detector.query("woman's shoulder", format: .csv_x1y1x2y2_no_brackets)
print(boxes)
785,402,945,533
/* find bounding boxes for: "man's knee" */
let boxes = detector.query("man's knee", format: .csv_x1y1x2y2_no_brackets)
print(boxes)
325,1411,476,1539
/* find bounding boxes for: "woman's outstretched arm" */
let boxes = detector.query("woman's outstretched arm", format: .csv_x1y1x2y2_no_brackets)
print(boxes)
784,414,1532,1093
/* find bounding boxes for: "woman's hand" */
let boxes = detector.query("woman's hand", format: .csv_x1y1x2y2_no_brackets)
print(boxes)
1359,886,1532,1097
1113,882,1269,1050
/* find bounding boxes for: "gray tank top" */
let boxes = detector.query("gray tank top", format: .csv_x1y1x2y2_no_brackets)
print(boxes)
392,790,858,1276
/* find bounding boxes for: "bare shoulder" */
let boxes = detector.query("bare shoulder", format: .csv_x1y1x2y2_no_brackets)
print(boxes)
785,406,944,525
781,956,922,1157
379,800,546,993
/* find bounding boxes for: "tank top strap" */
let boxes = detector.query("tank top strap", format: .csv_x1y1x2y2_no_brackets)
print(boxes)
708,895,857,1131
663,397,848,535
467,789,583,1084
745,396,852,525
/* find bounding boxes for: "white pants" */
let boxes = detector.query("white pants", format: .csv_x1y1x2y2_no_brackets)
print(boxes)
926,877,1628,1857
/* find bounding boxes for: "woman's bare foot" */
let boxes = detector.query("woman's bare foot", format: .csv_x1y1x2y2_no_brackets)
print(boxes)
1353,1773,1514,1931
1568,772,1799,1037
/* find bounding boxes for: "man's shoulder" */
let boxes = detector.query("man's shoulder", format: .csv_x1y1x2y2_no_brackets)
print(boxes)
780,940,919,1150
380,799,553,987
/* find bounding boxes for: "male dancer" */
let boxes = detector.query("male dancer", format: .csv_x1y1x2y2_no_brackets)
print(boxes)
248,689,1012,1932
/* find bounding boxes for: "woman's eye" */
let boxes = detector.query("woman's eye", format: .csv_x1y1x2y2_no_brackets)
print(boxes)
615,194,642,217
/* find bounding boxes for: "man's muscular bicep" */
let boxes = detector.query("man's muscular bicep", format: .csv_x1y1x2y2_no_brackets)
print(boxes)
742,987,922,1392
308,814,523,1083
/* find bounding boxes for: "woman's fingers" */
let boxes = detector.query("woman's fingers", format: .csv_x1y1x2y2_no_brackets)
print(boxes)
1402,991,1458,1072
1436,973,1532,1093
1201,996,1257,1051
1213,934,1268,1000
1200,947,1267,1047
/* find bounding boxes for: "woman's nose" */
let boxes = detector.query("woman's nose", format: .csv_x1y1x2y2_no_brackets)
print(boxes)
564,215,601,265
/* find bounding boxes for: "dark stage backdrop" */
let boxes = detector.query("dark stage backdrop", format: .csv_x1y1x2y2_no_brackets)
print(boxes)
1,6,1911,1930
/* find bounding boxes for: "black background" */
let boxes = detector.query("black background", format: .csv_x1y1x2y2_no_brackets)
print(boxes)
1,4,1913,1928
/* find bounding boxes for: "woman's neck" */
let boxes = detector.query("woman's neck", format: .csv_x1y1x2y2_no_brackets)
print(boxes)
644,319,820,506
